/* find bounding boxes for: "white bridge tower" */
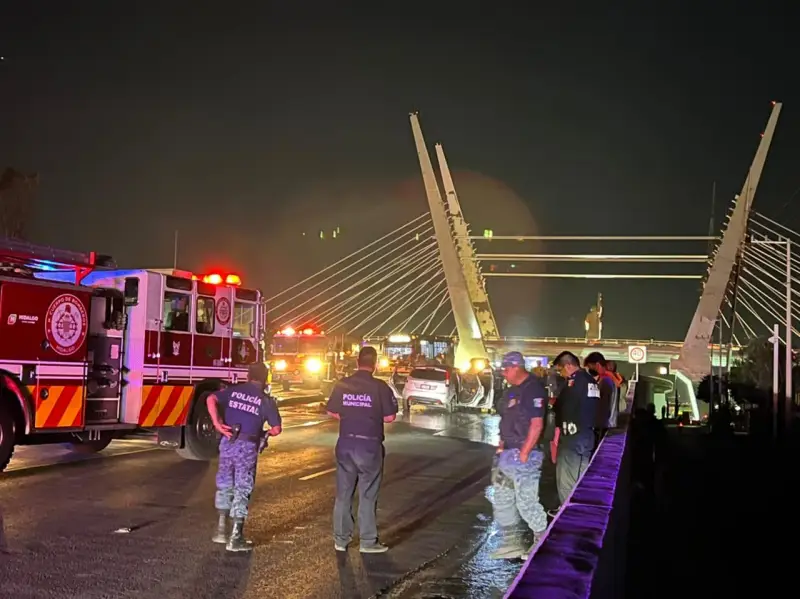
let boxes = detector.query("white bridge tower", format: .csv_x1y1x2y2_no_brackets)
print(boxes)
672,102,782,382
409,113,491,368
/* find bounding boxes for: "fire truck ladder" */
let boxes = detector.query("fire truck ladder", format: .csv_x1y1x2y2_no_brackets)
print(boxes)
0,237,114,284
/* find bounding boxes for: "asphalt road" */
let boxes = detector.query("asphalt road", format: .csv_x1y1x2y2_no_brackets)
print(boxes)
0,392,548,599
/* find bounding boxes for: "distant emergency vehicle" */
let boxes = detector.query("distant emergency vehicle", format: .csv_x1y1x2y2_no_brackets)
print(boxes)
268,326,330,391
0,238,265,472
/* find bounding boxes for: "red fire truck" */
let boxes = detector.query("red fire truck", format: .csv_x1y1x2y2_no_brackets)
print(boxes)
268,326,330,392
0,238,265,472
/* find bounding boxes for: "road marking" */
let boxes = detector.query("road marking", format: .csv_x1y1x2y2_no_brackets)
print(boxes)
298,467,336,481
283,420,327,430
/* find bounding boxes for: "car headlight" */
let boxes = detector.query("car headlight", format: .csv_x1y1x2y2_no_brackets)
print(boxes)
275,359,287,371
305,358,322,373
472,359,486,372
379,357,389,369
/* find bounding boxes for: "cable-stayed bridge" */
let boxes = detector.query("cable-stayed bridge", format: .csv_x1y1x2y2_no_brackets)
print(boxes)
266,102,794,417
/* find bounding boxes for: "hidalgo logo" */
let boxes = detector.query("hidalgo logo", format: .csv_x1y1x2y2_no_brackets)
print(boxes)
45,294,88,356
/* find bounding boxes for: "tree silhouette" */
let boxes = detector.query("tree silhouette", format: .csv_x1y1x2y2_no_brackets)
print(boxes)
0,167,38,240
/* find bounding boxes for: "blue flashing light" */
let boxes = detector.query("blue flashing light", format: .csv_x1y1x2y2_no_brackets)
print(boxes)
35,269,141,286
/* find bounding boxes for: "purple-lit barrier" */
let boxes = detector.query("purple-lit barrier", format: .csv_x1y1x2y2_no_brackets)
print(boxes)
504,430,629,599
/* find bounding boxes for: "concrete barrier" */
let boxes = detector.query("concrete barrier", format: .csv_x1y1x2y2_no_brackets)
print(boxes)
504,422,631,599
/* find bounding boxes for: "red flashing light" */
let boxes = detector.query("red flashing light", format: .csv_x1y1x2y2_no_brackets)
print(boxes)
303,328,315,335
771,100,777,106
760,132,764,138
225,274,242,286
281,327,296,336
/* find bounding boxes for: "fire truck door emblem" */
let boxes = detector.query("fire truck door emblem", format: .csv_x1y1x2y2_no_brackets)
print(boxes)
216,298,231,326
172,340,180,356
45,294,88,356
238,342,248,361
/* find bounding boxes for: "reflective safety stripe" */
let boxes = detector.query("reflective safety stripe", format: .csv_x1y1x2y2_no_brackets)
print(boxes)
29,385,85,429
138,385,194,427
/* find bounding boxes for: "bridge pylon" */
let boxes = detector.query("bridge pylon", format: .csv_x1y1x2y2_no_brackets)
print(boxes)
409,113,488,368
434,143,500,339
672,102,782,383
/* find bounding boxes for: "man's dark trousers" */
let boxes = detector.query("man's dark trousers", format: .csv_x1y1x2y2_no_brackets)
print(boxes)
333,437,384,547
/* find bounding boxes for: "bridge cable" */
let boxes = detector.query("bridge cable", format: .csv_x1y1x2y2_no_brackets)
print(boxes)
304,241,439,326
265,215,431,307
360,266,445,337
395,281,447,333
419,292,451,334
322,251,443,331
272,228,435,323
352,263,445,337
264,213,430,304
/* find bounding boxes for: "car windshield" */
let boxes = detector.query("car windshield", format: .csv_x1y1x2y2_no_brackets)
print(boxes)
409,368,448,382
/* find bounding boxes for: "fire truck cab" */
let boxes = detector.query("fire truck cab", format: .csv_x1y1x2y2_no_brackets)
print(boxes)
0,238,265,473
268,326,330,392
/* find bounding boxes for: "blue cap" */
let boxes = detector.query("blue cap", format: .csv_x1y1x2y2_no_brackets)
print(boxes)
501,351,525,368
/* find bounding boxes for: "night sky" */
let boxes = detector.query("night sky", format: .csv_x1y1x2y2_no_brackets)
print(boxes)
1,2,796,341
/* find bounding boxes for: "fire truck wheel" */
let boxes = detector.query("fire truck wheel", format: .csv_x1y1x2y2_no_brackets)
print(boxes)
176,391,219,461
69,433,114,454
0,404,16,473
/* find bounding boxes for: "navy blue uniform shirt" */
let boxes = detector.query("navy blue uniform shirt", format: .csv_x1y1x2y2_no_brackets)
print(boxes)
554,369,598,449
216,381,282,437
327,370,397,441
498,375,547,449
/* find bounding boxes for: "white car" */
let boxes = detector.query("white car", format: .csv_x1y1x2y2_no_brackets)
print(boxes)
402,366,459,413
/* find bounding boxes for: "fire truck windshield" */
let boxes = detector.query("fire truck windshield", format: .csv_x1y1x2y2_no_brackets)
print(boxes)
298,337,327,355
273,336,328,355
273,338,299,354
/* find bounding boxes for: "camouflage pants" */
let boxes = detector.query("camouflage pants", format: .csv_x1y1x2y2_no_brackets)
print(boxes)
215,438,259,519
492,448,548,534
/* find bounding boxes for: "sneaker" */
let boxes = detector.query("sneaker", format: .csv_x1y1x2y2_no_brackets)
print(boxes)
359,542,389,553
334,542,348,551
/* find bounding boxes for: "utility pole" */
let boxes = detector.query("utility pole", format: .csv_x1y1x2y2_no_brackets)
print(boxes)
785,239,793,430
173,230,179,270
770,323,780,441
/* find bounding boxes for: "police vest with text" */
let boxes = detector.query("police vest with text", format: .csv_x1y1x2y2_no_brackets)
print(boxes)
557,370,598,438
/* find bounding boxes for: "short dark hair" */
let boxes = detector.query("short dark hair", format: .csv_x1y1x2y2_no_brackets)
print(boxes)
248,362,269,383
584,351,606,368
357,346,378,369
554,351,580,367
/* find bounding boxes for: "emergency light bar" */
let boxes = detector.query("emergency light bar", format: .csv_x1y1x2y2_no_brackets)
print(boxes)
201,273,243,286
277,327,324,337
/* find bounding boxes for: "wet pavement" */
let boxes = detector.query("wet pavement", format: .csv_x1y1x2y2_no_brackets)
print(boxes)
0,400,556,598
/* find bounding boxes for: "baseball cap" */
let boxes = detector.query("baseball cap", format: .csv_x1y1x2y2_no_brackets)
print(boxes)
501,351,526,368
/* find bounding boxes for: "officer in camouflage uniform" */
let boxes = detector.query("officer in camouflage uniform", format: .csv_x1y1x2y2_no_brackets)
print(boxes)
491,351,549,560
207,362,282,552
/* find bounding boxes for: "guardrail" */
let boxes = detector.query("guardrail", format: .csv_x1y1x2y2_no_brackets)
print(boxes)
486,337,742,351
504,422,632,599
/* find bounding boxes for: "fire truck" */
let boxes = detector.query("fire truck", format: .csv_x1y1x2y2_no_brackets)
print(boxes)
268,326,331,392
0,238,265,473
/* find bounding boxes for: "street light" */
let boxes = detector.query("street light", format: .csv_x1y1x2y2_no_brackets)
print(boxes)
751,239,793,429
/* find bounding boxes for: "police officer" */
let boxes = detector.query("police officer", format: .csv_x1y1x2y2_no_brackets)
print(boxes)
326,346,397,553
491,351,549,560
551,351,598,504
207,362,282,552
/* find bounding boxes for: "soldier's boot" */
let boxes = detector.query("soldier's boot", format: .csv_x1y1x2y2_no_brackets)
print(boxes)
490,527,526,560
226,518,254,553
520,529,547,559
212,510,229,544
